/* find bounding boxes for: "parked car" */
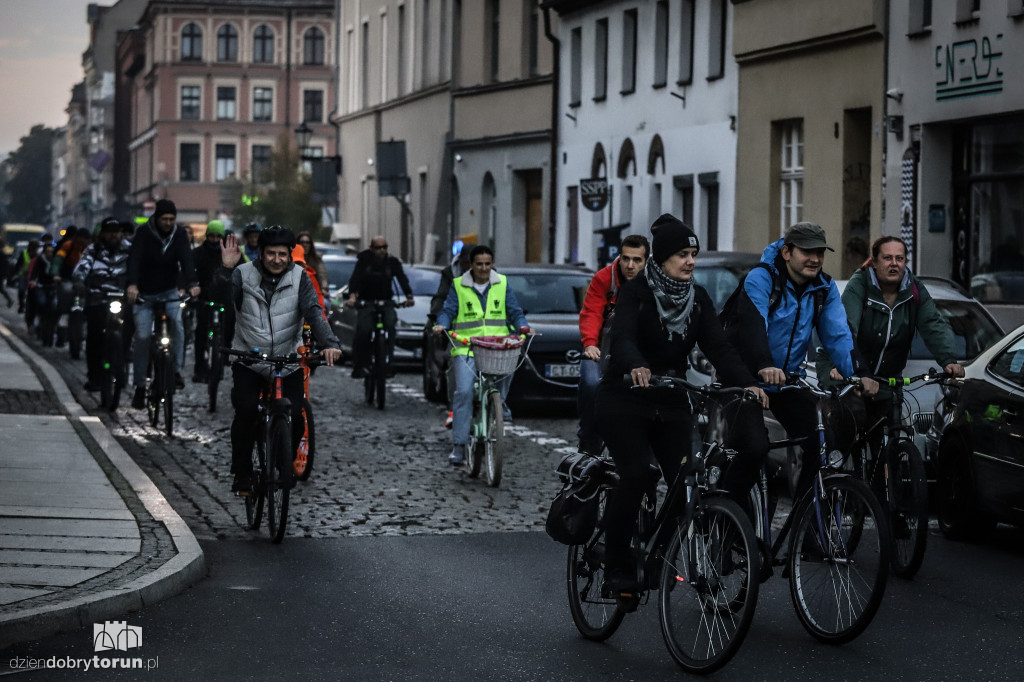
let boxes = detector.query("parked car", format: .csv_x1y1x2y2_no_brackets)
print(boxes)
329,264,441,368
321,254,358,299
422,264,595,411
934,322,1024,539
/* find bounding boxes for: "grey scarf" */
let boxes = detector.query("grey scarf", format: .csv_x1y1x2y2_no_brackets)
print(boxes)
646,260,694,340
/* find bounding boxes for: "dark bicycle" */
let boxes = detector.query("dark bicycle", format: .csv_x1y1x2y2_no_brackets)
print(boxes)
567,376,761,674
98,290,129,412
35,283,59,346
358,299,396,410
139,296,183,437
198,300,228,412
225,349,326,543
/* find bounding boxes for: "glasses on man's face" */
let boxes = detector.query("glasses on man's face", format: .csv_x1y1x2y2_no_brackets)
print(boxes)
371,244,388,250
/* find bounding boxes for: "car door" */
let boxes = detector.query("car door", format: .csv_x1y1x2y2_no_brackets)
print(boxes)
971,334,1024,515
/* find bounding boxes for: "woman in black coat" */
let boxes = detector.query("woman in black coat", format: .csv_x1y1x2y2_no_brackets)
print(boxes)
596,214,769,594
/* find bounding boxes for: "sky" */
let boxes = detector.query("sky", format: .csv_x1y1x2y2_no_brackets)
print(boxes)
0,0,96,157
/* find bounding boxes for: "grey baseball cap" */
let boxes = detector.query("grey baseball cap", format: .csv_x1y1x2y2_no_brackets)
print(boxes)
784,222,834,252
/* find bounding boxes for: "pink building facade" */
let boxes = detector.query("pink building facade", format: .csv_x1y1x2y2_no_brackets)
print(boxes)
120,0,336,226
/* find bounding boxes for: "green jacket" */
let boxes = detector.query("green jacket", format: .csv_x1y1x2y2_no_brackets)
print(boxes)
818,266,957,393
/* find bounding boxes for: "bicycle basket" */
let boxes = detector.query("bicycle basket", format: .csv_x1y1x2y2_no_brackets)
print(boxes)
469,335,524,376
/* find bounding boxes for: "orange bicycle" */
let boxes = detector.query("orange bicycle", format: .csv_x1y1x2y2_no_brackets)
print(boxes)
293,324,317,481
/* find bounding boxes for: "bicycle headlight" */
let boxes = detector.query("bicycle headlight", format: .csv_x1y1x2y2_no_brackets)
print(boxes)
109,300,122,314
160,336,171,346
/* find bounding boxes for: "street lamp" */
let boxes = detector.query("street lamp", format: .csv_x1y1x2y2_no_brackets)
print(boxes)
294,122,342,174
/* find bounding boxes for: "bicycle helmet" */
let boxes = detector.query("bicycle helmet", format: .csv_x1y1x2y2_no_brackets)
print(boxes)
258,225,296,249
242,223,262,235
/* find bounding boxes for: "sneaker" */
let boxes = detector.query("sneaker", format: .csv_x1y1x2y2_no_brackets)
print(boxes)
444,411,453,428
174,373,185,390
83,381,100,392
131,387,145,409
449,444,466,466
231,474,251,493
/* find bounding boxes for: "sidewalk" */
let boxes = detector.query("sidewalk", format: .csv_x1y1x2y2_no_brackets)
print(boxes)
0,322,205,649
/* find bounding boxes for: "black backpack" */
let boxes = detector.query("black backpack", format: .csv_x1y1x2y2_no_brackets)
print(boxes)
719,262,827,337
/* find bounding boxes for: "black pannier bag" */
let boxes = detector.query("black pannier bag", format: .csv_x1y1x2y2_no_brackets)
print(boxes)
545,451,617,545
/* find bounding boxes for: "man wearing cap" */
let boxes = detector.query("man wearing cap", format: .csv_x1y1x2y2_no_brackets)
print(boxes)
726,222,878,501
125,199,200,408
191,220,226,382
72,217,132,392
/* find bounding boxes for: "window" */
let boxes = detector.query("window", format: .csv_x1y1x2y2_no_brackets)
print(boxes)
252,144,271,183
303,90,324,123
678,0,694,85
304,27,325,65
594,18,608,100
398,5,407,95
422,0,431,85
215,144,236,182
362,21,370,108
780,120,804,229
253,25,274,63
487,0,500,82
708,0,726,80
909,0,932,32
621,9,637,94
217,24,238,62
699,172,719,251
253,87,273,121
955,0,980,23
180,143,200,182
569,27,581,106
180,85,200,120
216,87,236,120
181,23,202,61
653,1,668,87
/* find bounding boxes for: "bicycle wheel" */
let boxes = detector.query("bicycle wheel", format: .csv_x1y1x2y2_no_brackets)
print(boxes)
567,489,625,640
484,391,504,487
265,415,291,544
245,441,264,530
887,441,929,579
374,332,387,410
294,398,316,481
658,495,759,674
146,354,161,428
106,331,124,412
163,353,175,437
789,475,889,644
207,324,224,412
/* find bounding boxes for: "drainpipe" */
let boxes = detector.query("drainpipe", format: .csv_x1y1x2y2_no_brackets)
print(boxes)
880,0,890,241
542,4,560,264
327,0,342,231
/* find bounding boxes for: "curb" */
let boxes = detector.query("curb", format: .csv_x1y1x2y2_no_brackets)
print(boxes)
0,324,206,648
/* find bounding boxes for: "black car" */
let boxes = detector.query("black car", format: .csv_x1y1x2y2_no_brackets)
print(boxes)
422,264,594,411
936,322,1024,539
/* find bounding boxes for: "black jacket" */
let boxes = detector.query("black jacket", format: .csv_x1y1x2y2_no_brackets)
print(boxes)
192,241,224,301
601,273,757,409
348,250,412,301
126,221,197,296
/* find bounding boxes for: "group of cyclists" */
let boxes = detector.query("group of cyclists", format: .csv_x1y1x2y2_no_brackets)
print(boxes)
572,214,965,596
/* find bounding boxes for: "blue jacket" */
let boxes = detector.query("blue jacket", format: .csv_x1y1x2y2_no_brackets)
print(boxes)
744,239,856,381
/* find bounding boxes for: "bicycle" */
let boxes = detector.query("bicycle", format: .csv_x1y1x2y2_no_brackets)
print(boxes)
138,297,178,436
293,324,317,482
840,370,950,579
35,283,59,346
199,300,227,412
566,375,761,674
224,349,325,543
357,299,396,410
446,332,533,487
732,376,890,645
98,290,128,412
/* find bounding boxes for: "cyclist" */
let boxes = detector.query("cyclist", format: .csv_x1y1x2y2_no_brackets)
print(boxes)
597,214,767,594
72,217,131,392
721,222,878,501
126,199,200,408
296,232,329,294
28,241,58,344
241,223,262,263
428,245,472,428
431,245,532,466
815,235,965,437
576,233,649,455
191,220,226,382
215,227,341,493
345,236,414,378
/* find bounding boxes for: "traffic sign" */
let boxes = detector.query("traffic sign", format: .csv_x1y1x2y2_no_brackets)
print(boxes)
143,199,156,217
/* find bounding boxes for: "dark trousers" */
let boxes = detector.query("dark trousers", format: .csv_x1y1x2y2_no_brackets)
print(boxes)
353,305,397,371
230,363,305,477
193,303,212,374
716,399,772,507
596,387,694,567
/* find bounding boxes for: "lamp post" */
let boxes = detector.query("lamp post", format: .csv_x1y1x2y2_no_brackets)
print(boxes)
294,122,342,234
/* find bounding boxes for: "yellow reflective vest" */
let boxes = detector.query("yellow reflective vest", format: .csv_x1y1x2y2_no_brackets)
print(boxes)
450,274,509,356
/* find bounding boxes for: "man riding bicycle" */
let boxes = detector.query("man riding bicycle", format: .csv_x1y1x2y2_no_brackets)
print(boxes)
720,222,878,501
345,235,414,378
191,219,227,382
815,235,964,436
215,226,341,493
431,245,531,466
125,199,199,407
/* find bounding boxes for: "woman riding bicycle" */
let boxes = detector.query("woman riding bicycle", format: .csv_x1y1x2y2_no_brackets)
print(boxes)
596,214,768,595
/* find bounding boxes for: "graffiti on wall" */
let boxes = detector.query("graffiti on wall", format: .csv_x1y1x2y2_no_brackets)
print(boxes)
935,34,1003,101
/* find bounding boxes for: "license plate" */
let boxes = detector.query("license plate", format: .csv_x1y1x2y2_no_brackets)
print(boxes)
545,363,580,378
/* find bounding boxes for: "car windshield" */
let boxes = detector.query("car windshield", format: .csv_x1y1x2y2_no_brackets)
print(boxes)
392,268,441,296
323,259,356,291
910,300,1003,361
695,265,751,311
504,272,592,315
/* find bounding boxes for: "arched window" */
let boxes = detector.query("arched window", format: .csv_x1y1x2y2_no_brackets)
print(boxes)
590,143,607,179
217,24,238,62
304,27,325,65
181,23,202,61
647,135,665,175
617,139,636,179
253,25,274,63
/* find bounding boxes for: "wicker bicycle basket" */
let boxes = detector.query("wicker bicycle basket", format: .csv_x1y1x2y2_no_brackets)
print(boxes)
470,335,525,376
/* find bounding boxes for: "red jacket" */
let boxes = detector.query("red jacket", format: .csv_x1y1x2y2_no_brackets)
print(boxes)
579,257,624,348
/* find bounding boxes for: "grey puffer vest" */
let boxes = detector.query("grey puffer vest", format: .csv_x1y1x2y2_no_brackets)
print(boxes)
232,262,304,357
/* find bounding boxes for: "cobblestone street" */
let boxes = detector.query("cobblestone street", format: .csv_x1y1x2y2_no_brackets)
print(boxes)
1,307,580,543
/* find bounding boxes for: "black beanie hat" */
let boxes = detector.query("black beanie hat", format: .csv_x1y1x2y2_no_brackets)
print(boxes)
650,213,699,264
153,199,177,220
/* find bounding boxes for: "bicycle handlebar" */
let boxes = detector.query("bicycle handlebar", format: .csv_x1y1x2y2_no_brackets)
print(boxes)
866,368,954,387
222,348,327,368
627,373,760,403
